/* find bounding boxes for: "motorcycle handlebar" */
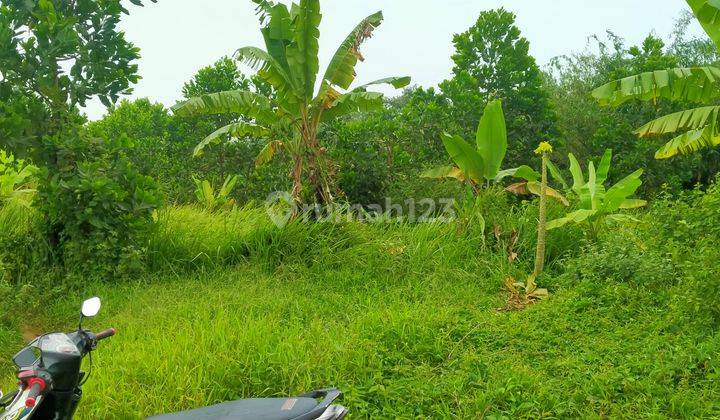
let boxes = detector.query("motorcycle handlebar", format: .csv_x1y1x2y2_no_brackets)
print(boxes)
95,328,116,341
25,378,46,408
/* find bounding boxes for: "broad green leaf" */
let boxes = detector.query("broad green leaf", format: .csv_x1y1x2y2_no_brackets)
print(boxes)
258,4,303,99
635,105,720,137
441,132,484,184
687,0,720,53
568,153,584,191
595,149,612,185
286,0,321,100
587,161,597,207
619,199,648,209
352,76,411,92
546,159,568,190
321,91,384,121
319,11,383,92
475,100,507,180
495,165,539,182
592,66,720,107
421,165,466,181
547,209,597,230
654,123,720,159
255,140,284,167
219,175,240,198
525,182,570,206
172,90,276,124
193,123,271,157
235,46,294,93
603,169,644,212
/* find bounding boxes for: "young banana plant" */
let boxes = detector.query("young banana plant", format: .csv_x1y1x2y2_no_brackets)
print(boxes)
422,100,568,206
421,99,508,189
192,174,240,211
546,150,647,236
0,149,38,206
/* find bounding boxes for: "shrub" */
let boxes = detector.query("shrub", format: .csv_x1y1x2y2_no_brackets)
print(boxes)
37,134,163,278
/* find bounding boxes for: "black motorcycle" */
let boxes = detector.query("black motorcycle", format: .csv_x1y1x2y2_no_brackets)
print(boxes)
0,297,348,419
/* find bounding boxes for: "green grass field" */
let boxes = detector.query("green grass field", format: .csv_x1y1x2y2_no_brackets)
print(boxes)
2,191,720,418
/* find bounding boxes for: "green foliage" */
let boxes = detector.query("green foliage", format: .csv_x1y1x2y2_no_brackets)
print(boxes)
193,175,239,212
422,100,507,185
37,135,163,278
686,0,720,53
0,149,37,203
591,4,720,160
548,32,718,193
89,60,289,204
326,112,394,207
547,150,646,235
0,0,152,110
173,0,409,205
439,8,557,168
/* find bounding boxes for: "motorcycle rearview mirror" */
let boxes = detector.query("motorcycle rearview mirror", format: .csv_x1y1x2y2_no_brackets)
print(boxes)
78,297,101,330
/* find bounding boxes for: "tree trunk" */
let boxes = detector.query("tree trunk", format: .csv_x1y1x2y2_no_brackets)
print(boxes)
305,134,333,206
290,155,303,219
533,153,548,278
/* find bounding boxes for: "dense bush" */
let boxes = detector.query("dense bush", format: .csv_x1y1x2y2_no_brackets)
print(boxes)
38,134,163,278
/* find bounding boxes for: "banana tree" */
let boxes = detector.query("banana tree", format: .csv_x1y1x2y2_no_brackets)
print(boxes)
173,0,410,208
546,150,647,237
592,0,720,159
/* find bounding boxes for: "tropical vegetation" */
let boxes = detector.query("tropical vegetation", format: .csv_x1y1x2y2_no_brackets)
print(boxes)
1,0,720,418
172,0,409,207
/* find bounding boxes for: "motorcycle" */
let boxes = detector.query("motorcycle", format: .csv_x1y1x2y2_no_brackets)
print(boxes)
0,297,348,420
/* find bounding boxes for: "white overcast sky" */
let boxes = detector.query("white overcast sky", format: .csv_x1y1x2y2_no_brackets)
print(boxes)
83,0,701,120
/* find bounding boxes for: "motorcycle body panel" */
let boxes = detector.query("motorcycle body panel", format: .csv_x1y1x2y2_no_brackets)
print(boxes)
35,333,82,391
147,389,347,420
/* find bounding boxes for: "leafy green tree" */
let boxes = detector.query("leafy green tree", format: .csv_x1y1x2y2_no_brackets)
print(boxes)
396,87,460,165
439,8,557,167
325,110,397,207
89,98,173,177
173,0,409,208
91,58,287,204
0,0,154,143
0,0,161,274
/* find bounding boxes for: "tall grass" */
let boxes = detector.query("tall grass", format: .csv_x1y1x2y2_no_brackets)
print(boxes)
1,186,719,417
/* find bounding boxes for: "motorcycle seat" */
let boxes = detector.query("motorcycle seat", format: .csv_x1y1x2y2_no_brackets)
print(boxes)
146,397,323,420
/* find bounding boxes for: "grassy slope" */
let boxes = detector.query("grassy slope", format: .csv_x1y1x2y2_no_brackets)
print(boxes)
2,195,720,418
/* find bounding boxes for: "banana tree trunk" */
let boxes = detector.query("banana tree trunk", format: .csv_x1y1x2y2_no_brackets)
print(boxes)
290,155,303,219
304,128,333,206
